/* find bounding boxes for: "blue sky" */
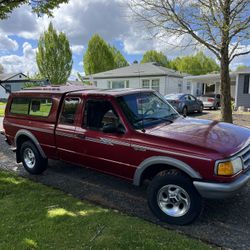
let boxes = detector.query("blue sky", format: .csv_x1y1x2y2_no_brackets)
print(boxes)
0,0,249,79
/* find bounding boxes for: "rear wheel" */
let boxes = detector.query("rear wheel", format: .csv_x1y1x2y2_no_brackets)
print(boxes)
214,103,219,110
20,141,47,174
198,104,203,113
182,106,188,116
147,170,202,225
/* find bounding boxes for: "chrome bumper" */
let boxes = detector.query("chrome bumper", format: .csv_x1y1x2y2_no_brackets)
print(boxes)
193,169,250,199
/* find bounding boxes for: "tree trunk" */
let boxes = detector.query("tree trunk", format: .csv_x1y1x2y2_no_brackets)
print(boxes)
220,0,233,124
220,52,233,123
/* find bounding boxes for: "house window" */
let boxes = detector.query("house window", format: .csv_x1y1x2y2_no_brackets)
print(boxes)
108,80,129,89
205,84,215,93
243,75,250,94
142,79,160,92
151,79,160,92
142,79,150,89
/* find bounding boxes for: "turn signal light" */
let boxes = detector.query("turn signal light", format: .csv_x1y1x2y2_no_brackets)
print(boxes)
217,162,234,175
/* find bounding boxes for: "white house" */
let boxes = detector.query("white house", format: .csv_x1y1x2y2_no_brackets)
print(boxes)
184,67,250,108
0,73,27,100
83,62,188,96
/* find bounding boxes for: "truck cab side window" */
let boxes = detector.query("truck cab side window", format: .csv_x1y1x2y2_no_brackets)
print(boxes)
83,100,119,131
60,98,80,125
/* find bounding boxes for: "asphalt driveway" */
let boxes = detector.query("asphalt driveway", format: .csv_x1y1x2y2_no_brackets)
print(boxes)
0,131,249,249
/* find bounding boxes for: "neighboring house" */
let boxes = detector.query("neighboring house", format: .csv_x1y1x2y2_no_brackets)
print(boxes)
83,62,187,96
0,73,27,100
184,67,250,108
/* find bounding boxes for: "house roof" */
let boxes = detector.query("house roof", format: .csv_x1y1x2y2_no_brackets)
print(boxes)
84,62,186,80
0,72,27,82
235,67,250,74
184,72,237,82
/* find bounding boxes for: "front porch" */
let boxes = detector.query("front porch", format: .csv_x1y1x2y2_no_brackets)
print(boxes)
184,72,237,99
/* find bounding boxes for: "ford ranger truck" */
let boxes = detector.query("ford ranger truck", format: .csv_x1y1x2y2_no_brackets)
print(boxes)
3,86,250,225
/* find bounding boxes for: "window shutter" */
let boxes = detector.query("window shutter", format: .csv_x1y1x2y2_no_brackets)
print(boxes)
243,75,250,94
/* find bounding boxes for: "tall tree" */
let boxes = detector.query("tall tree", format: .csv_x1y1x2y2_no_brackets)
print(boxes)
129,0,250,123
0,64,4,74
84,34,115,75
170,52,220,75
236,65,249,71
36,22,72,85
109,46,129,68
0,0,68,19
141,50,170,67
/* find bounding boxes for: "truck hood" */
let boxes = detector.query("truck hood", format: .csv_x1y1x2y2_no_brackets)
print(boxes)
147,117,250,157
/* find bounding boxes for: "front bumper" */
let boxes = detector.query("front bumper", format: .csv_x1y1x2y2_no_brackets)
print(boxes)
193,169,250,199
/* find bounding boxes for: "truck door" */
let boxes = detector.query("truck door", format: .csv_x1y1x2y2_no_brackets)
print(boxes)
74,98,135,181
55,97,82,163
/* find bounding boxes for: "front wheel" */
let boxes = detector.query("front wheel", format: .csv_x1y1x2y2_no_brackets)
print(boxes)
147,170,202,225
20,141,48,174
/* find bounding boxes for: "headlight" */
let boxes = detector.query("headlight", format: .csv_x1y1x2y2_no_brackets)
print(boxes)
216,157,243,176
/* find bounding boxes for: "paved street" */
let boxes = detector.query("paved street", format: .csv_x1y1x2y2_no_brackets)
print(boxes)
0,117,3,130
0,131,249,249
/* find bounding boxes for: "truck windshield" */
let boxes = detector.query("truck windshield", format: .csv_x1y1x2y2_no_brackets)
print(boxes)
117,91,179,129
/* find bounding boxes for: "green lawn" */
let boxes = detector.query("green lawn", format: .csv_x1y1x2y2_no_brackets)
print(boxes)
0,103,5,117
0,171,212,250
0,107,4,117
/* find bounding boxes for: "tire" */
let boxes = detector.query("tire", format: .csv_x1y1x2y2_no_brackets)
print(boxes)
20,141,48,175
147,170,202,225
214,103,219,110
198,104,203,113
182,106,188,116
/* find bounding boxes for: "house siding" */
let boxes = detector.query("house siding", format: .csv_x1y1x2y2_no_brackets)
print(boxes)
236,74,250,108
95,76,184,96
0,74,26,100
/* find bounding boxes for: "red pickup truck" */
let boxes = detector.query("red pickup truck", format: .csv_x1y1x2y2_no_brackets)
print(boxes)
3,86,250,225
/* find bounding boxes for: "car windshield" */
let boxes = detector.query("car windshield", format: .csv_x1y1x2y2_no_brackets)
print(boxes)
117,91,180,129
165,94,183,100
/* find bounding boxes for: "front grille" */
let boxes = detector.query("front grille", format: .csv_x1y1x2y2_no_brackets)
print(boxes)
240,146,250,170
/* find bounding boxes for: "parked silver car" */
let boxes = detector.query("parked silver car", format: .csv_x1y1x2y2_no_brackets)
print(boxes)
165,93,203,116
197,94,221,110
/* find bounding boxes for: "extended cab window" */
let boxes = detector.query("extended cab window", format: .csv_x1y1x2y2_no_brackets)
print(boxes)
29,99,52,117
60,98,80,125
10,98,52,117
83,100,119,130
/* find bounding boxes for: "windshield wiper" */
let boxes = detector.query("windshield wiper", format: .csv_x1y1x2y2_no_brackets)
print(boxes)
135,116,173,123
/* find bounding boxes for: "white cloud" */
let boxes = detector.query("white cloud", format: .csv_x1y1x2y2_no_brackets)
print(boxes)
0,34,18,52
0,0,249,72
71,45,84,55
0,42,37,75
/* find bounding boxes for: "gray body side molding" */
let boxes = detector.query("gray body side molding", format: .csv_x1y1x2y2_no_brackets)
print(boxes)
133,156,202,186
15,129,47,158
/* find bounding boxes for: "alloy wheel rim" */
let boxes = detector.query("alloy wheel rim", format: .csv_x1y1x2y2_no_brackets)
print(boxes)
23,148,36,169
157,184,191,217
